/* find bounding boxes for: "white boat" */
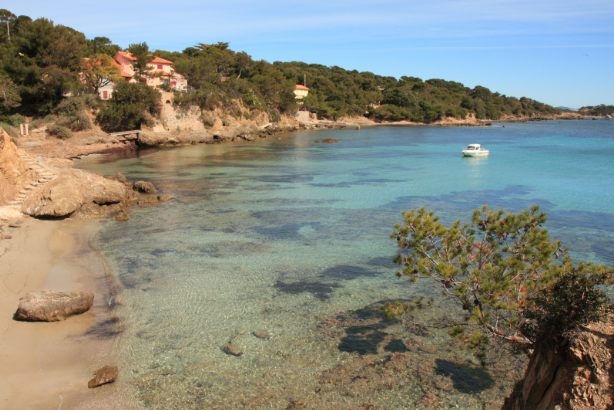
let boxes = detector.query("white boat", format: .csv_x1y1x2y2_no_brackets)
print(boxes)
462,144,489,157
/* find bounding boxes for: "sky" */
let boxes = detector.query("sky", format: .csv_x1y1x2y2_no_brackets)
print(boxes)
5,0,614,108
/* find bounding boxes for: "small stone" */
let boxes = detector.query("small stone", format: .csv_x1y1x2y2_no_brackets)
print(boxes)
0,234,12,240
115,211,130,221
134,181,156,194
223,344,243,356
8,223,22,228
157,195,172,202
253,330,270,340
88,365,119,388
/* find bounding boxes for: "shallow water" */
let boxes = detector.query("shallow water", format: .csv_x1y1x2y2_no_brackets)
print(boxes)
79,120,614,409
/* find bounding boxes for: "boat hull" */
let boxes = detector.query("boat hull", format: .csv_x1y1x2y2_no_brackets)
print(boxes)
462,150,489,157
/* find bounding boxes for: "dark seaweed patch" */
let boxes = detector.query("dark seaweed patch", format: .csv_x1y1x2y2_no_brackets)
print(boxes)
206,209,236,214
84,319,121,339
338,325,388,355
274,280,341,301
253,175,314,184
319,265,382,280
384,338,408,353
365,256,397,269
434,359,495,393
254,222,320,240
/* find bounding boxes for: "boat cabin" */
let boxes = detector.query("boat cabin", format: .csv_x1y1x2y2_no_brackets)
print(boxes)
465,144,481,151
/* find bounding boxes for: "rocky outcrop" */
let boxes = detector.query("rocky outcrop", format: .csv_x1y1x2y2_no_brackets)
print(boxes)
0,130,38,205
21,169,127,218
88,365,119,388
502,319,614,410
134,181,156,194
14,290,94,321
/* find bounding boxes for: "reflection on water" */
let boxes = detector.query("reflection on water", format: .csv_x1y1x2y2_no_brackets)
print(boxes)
79,121,614,409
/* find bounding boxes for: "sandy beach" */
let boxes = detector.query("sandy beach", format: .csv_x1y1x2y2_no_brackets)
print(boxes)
0,215,135,409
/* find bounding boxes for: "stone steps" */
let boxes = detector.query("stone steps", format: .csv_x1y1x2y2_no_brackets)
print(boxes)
8,150,60,207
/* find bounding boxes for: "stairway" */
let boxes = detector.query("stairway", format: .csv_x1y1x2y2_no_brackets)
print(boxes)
6,150,58,207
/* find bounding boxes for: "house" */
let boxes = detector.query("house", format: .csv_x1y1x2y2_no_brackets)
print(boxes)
293,85,309,99
113,51,188,91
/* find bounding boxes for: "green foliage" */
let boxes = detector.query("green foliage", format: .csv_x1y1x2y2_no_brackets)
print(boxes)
390,205,613,363
47,123,73,139
579,104,614,117
0,9,561,123
8,113,25,126
56,111,92,131
96,81,161,132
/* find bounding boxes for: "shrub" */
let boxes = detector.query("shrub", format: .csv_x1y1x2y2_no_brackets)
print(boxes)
47,124,73,139
0,122,20,138
8,114,26,127
389,205,613,364
96,82,161,132
56,111,92,131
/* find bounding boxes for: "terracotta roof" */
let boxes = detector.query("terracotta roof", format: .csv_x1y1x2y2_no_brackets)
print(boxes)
115,51,137,61
120,71,132,78
294,84,309,90
150,56,173,64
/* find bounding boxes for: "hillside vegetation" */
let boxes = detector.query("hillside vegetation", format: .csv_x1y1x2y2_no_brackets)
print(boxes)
1,8,561,133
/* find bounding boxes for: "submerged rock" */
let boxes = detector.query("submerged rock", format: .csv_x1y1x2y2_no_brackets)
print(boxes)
134,181,156,194
223,344,243,356
14,290,94,321
88,365,119,388
253,330,270,340
157,195,172,202
115,210,130,221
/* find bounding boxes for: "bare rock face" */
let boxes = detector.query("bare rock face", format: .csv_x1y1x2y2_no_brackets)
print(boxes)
41,157,74,169
137,131,184,147
0,130,35,205
134,181,156,194
21,169,127,218
88,365,119,388
14,290,94,321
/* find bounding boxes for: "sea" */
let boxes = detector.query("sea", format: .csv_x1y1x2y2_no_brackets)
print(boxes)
78,120,614,410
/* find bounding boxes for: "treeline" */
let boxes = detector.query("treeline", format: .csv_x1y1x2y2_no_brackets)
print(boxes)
0,8,561,134
579,105,614,117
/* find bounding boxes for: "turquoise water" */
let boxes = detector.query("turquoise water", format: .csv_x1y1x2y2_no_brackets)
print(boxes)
79,120,614,409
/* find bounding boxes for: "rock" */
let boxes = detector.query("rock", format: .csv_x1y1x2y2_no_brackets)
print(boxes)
14,290,94,321
107,172,132,187
0,234,12,240
41,157,74,169
253,330,270,340
21,169,127,218
134,181,156,194
223,344,243,356
137,131,184,147
115,210,130,221
137,196,158,205
157,195,172,202
88,365,119,388
0,130,35,205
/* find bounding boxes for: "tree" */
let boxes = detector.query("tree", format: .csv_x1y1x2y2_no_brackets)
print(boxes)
389,205,613,364
96,81,161,132
0,9,16,41
127,42,153,81
0,75,21,112
80,53,121,94
86,36,120,57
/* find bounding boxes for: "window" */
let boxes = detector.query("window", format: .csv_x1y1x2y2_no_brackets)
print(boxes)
158,64,163,70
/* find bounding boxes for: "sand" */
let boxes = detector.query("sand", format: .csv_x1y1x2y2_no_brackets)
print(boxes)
0,215,137,409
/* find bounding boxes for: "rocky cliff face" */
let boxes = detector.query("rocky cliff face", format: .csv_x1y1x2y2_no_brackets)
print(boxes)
0,131,37,205
502,318,614,410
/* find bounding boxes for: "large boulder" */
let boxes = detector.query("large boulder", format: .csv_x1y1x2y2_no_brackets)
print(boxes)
21,169,127,218
14,290,94,321
137,131,184,147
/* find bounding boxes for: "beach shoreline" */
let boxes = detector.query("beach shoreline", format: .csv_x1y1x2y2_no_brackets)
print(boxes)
0,216,136,409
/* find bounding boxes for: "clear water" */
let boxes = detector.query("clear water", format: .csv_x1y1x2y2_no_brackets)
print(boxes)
79,120,614,409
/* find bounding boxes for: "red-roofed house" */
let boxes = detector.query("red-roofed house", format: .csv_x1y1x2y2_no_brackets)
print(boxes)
113,51,187,91
293,84,309,99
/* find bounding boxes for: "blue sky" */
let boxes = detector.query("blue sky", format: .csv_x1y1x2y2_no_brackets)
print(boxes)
6,0,614,107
